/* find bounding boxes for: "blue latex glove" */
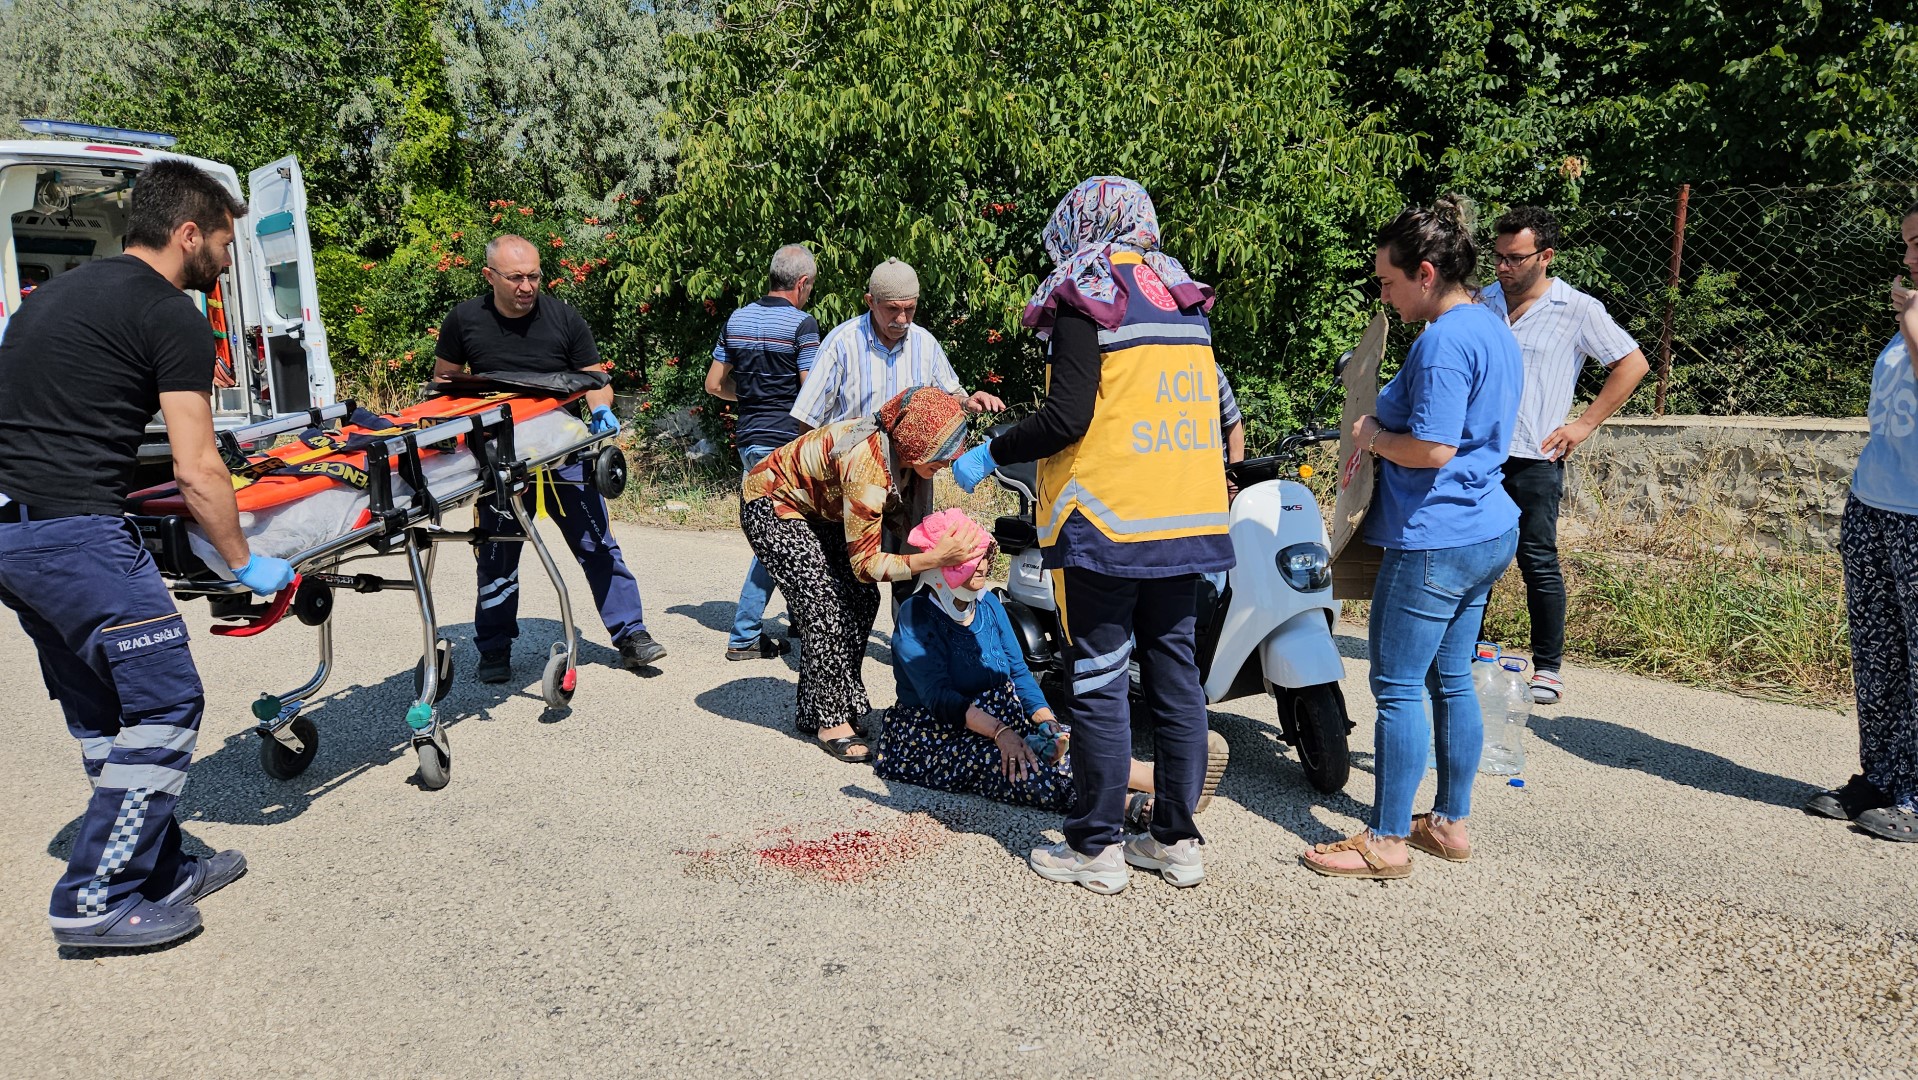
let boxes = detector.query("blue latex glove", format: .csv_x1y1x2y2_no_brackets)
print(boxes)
950,441,998,493
234,554,295,597
589,405,620,436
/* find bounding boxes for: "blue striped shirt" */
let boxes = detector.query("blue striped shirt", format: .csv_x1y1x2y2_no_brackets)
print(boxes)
713,296,820,448
790,313,961,427
1482,279,1639,461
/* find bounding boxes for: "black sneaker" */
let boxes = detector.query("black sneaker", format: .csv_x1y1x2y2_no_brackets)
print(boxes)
617,632,668,669
725,635,791,662
476,650,512,684
1803,774,1891,821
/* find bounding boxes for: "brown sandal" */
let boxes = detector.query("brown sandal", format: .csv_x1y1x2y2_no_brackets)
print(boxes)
1302,830,1412,880
1407,814,1472,862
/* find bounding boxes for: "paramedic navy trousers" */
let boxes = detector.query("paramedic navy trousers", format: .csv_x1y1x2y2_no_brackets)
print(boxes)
1057,568,1208,854
473,461,648,655
0,514,203,926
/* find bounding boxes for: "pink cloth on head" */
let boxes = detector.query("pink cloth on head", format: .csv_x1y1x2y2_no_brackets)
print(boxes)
907,508,989,587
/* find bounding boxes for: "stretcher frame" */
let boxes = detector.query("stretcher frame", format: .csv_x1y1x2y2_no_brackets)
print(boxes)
127,398,625,791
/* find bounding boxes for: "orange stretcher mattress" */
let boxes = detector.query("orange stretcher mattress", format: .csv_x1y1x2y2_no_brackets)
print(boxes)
130,391,580,517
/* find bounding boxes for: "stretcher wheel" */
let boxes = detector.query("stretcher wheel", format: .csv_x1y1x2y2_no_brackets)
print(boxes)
294,578,334,626
590,445,628,499
541,650,575,709
258,716,319,780
415,736,451,790
413,640,454,704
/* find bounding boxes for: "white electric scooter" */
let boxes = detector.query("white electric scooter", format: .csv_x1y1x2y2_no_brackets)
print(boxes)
987,407,1354,794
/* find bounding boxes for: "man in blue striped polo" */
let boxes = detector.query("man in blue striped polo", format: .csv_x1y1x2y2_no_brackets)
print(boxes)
706,243,822,660
1482,207,1650,705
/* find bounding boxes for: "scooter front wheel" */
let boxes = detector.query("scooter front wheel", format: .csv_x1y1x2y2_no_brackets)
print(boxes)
1278,683,1350,794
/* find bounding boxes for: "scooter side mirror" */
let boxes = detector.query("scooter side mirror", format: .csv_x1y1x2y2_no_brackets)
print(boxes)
1333,349,1354,378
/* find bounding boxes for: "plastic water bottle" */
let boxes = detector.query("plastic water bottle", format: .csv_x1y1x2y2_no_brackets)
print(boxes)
1430,645,1502,771
1480,656,1530,776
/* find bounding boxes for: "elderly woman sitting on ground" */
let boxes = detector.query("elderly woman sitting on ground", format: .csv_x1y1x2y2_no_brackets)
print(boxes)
875,509,1225,820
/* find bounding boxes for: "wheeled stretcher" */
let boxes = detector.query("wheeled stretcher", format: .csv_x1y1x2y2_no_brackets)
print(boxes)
124,392,629,790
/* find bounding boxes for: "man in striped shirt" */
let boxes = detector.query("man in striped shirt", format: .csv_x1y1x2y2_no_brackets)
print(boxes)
707,243,821,660
790,258,1004,429
792,258,1004,605
1482,207,1650,705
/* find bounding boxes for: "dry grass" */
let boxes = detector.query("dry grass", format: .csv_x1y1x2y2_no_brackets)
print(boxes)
1344,466,1854,708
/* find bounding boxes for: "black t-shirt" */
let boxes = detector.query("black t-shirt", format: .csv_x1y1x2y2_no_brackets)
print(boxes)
435,293,600,376
0,256,214,515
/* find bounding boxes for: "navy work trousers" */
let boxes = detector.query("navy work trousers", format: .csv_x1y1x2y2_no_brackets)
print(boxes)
0,514,203,926
473,461,648,654
1057,568,1208,854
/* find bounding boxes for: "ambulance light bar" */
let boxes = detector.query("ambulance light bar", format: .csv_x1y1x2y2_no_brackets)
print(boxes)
17,119,178,149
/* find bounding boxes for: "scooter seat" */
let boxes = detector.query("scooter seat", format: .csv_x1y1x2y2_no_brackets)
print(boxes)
992,459,1039,501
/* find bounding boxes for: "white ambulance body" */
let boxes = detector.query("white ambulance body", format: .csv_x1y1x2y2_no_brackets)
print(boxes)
0,120,335,458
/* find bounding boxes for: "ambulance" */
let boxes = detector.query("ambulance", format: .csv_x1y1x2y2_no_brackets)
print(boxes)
0,119,336,460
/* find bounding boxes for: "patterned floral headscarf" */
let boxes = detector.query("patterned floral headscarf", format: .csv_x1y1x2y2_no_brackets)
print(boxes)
1021,176,1215,338
876,387,968,466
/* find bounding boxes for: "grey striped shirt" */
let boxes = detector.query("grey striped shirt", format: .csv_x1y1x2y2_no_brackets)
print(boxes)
790,314,962,427
1482,278,1639,461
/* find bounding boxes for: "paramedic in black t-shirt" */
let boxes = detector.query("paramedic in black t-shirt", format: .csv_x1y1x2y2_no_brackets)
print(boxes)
433,234,665,680
0,159,294,949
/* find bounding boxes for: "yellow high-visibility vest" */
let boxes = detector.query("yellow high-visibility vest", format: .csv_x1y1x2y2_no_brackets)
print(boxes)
1038,253,1230,550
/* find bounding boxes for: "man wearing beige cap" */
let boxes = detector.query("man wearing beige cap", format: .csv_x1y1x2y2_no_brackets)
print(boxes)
793,257,1004,607
791,257,1004,430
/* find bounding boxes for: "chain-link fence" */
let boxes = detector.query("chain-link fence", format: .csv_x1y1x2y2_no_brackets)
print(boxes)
1380,154,1918,417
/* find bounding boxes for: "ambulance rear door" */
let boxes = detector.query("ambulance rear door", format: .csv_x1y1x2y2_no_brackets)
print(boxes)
241,156,334,414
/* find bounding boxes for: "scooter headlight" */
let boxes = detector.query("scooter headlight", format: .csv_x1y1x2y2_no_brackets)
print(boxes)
1277,542,1332,592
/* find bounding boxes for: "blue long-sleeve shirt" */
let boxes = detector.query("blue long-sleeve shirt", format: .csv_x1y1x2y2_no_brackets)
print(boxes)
891,592,1050,729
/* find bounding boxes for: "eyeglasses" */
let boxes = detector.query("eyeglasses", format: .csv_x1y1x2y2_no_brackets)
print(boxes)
1493,250,1546,268
486,267,542,286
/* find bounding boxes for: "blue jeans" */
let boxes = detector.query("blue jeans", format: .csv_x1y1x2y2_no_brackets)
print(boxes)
1367,528,1518,838
730,446,780,648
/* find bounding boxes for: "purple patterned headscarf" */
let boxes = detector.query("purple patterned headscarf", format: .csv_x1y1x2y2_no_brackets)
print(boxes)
1021,176,1215,338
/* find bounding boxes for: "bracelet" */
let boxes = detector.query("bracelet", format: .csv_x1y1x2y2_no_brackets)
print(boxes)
1366,428,1382,455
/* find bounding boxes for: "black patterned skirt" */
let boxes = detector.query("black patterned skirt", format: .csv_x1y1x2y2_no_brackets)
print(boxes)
874,681,1074,811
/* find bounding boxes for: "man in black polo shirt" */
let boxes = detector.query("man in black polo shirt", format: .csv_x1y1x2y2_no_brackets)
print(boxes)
0,159,293,949
434,234,665,680
704,242,819,661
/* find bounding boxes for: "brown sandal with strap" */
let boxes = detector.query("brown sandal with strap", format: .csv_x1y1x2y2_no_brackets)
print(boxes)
1301,830,1412,880
1407,813,1472,862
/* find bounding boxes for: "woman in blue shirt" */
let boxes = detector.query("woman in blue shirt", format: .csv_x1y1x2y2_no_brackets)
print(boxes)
1803,201,1918,843
1304,198,1522,880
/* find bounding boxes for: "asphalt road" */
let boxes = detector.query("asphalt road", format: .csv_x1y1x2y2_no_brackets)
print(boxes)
1,520,1912,1078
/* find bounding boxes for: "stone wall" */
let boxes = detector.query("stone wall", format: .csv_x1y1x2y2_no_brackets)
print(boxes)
1566,416,1869,552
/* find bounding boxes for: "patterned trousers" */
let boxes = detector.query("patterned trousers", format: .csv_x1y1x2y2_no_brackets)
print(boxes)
874,681,1074,810
740,497,881,732
1840,495,1918,812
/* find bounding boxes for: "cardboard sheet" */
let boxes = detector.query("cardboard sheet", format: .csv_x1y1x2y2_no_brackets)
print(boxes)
1330,310,1388,600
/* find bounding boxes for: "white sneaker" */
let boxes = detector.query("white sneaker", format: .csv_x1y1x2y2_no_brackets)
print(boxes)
1027,841,1129,894
1123,835,1205,887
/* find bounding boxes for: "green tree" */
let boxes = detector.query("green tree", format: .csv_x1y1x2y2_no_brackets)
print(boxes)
439,0,698,216
0,0,147,136
86,0,471,253
1346,0,1918,203
625,0,1414,448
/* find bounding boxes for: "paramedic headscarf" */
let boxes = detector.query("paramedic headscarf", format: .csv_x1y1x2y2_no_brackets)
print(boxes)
876,386,968,467
1021,176,1216,339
